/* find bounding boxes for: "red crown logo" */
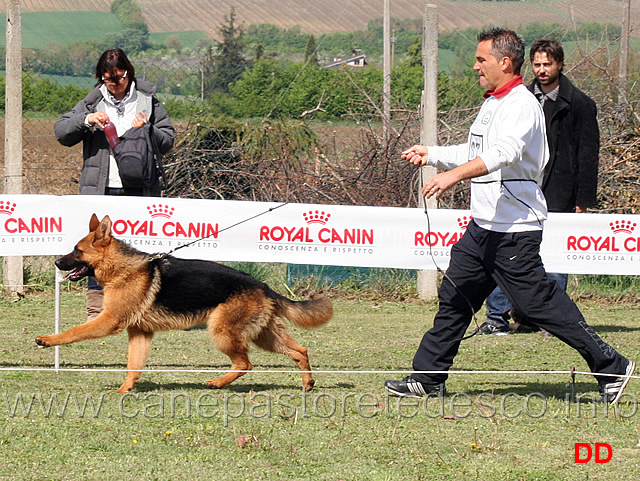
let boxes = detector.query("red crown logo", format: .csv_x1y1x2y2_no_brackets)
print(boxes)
147,204,175,219
457,215,472,230
0,201,16,216
303,210,331,225
610,220,636,234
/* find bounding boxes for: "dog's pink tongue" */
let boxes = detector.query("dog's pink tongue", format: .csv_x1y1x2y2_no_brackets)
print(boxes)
63,267,85,281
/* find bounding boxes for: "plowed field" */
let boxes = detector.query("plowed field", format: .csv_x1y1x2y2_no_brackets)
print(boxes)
1,0,636,37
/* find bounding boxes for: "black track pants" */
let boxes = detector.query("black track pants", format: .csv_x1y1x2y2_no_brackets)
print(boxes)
411,221,628,384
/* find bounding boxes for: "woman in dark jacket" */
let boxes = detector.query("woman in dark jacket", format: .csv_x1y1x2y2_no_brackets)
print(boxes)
54,48,175,318
55,48,175,197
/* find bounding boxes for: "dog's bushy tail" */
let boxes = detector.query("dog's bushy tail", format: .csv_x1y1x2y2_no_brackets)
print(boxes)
275,294,333,329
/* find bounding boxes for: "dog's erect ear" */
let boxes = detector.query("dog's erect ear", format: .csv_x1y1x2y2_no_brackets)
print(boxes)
89,214,100,232
93,215,113,246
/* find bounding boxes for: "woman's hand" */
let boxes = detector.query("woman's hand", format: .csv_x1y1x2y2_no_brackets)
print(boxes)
87,112,109,129
132,111,148,129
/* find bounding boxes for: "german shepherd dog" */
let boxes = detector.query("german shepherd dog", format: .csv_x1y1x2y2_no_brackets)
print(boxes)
36,214,333,393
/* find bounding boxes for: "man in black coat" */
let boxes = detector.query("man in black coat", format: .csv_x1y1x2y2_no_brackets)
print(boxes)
478,39,600,336
529,39,599,214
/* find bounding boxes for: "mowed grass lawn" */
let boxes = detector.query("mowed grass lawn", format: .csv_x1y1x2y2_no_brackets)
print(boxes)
1,290,639,480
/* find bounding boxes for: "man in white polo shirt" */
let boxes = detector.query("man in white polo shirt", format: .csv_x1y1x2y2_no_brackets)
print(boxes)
384,27,634,404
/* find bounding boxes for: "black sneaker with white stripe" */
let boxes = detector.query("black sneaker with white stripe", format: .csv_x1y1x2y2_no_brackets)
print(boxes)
477,322,509,336
384,376,446,398
598,360,635,404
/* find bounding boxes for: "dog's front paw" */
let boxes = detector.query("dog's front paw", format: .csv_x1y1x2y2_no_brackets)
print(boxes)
112,387,132,394
206,380,221,389
35,336,53,348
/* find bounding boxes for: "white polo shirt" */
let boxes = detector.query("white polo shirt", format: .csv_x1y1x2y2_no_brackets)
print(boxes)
427,78,549,232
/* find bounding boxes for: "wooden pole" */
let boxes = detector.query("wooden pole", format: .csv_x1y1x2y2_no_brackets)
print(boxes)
383,0,391,145
3,0,24,295
417,3,439,299
618,0,631,108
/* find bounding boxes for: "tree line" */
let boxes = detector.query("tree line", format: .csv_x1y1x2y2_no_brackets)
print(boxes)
0,5,483,121
0,0,626,124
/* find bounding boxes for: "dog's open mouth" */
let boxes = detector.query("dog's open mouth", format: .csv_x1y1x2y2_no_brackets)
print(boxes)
63,265,92,282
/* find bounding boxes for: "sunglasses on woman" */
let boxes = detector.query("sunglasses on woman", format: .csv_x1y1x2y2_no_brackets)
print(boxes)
102,71,128,84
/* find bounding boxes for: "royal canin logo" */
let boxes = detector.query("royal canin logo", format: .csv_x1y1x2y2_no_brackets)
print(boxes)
303,210,331,225
260,210,373,245
414,215,472,248
457,216,472,230
568,218,640,253
109,205,218,238
610,220,636,234
0,201,63,234
0,201,16,216
147,204,175,219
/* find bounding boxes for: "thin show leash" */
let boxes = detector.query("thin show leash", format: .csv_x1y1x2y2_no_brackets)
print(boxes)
419,167,481,341
420,171,544,341
149,201,290,261
148,183,480,341
148,180,481,343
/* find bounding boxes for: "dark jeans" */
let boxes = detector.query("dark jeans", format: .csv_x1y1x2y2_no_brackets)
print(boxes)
485,273,568,328
411,221,628,384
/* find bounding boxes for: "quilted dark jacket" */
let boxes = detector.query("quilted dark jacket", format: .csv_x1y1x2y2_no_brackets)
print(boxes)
54,79,175,196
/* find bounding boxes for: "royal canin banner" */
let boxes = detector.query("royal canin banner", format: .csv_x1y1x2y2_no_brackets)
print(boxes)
0,195,639,275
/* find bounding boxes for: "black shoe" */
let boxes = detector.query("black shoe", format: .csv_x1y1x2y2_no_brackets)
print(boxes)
598,360,636,404
477,322,509,336
384,376,446,398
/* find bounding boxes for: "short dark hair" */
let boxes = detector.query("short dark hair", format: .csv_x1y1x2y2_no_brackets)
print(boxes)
95,48,136,87
529,39,564,70
477,27,525,75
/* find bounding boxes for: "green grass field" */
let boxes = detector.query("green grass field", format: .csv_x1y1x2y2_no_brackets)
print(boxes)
149,31,209,50
0,12,122,49
1,290,639,480
0,11,207,51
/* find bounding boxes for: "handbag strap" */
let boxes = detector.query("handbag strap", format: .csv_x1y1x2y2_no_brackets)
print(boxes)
149,125,168,190
146,105,168,191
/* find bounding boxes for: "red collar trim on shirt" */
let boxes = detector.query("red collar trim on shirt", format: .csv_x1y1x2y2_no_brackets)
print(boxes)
483,75,523,99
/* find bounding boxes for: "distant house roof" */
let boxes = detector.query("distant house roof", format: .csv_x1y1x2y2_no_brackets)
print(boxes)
323,54,368,69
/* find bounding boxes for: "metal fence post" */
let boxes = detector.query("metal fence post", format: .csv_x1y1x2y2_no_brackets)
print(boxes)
54,267,61,371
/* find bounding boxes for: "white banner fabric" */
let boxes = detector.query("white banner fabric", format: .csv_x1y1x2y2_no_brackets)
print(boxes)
0,195,638,275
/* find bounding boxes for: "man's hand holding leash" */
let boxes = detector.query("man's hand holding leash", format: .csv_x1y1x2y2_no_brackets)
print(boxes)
402,145,489,200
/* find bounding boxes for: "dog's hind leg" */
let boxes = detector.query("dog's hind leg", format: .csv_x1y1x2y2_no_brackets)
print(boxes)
206,342,253,389
254,328,315,392
205,302,257,389
115,327,154,393
282,337,315,392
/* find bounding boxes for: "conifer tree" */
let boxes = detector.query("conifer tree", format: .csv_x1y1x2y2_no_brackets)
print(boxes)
304,35,319,67
204,8,247,94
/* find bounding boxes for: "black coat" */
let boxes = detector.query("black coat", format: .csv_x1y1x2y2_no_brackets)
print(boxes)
528,74,599,212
